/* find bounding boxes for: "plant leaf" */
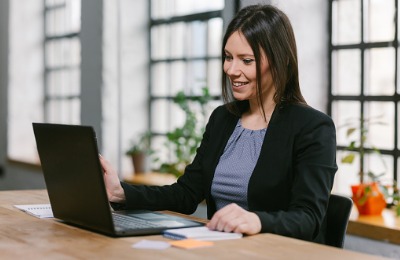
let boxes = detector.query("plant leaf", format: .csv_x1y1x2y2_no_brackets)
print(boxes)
341,154,355,164
346,128,356,137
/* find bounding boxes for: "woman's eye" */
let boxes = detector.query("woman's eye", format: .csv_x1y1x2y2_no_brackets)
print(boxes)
243,59,254,65
224,55,233,61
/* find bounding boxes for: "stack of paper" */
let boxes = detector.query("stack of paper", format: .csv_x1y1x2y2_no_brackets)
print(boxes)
163,226,243,241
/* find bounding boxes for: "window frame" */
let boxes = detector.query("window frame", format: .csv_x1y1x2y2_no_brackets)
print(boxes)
147,1,240,165
43,0,81,124
328,0,400,185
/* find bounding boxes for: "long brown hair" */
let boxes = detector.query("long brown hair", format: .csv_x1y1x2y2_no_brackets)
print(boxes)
222,4,306,117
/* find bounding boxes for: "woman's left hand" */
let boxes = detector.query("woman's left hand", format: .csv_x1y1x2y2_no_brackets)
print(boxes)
206,203,262,235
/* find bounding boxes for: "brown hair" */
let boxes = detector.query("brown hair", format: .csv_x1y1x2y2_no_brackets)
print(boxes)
222,4,306,117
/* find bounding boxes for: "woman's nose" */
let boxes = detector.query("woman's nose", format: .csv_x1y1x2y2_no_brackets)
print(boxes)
225,61,241,76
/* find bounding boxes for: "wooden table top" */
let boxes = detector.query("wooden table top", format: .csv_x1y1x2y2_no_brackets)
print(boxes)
124,172,177,186
348,206,400,245
0,189,389,259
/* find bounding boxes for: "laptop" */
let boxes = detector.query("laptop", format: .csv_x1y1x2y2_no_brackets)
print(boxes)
32,123,203,237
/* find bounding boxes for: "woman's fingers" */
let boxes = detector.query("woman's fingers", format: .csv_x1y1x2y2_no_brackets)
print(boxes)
206,203,261,235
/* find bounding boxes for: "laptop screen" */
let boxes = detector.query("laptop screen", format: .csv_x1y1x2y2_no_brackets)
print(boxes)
33,123,116,234
33,123,203,237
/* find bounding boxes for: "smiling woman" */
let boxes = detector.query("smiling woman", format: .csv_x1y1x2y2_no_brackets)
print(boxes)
100,4,338,245
223,31,274,129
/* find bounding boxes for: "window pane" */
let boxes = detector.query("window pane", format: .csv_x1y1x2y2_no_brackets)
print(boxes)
364,48,395,95
187,21,207,58
333,150,360,196
397,103,400,149
207,59,222,96
151,135,169,168
151,25,169,60
364,154,393,184
46,7,66,35
170,22,185,59
151,99,170,133
365,101,394,150
332,0,361,45
332,49,361,95
46,0,67,6
364,0,395,42
151,99,187,133
48,69,80,96
170,61,186,95
397,49,400,94
46,38,80,67
45,0,81,35
151,0,173,19
208,18,223,57
398,158,400,184
151,63,169,96
151,0,224,19
332,101,361,147
187,60,206,94
174,0,223,16
47,98,80,124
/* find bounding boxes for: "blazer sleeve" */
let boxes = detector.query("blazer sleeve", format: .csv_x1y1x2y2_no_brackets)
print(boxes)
116,106,220,214
253,109,337,241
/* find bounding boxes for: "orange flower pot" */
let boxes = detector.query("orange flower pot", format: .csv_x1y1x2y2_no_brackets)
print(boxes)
351,183,387,215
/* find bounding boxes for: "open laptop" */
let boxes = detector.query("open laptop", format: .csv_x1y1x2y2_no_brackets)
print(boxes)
32,123,203,237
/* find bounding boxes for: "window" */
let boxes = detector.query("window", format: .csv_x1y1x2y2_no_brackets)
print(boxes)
329,0,398,194
44,0,81,124
7,0,81,163
149,0,226,166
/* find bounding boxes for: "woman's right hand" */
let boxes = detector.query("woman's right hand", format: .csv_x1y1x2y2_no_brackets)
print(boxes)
99,155,126,203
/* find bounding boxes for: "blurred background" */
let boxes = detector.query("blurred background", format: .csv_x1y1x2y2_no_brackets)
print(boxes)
0,0,398,208
1,0,400,257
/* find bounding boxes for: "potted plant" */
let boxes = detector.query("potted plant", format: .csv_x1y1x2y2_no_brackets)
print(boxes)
340,115,390,215
154,87,212,177
126,131,152,174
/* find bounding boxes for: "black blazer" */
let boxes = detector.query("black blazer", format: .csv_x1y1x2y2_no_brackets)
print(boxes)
120,102,337,242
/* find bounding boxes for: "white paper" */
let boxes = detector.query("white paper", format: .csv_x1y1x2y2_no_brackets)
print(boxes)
132,240,171,250
163,226,243,241
14,204,54,218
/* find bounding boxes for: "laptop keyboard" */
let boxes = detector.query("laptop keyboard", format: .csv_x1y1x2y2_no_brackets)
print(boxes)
112,213,162,230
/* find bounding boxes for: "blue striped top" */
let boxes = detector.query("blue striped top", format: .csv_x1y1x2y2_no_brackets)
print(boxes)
211,119,267,210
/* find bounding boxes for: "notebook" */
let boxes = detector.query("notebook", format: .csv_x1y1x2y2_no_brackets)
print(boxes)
163,226,243,241
32,123,203,237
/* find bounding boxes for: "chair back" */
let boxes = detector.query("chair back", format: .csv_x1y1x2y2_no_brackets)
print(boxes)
325,194,353,248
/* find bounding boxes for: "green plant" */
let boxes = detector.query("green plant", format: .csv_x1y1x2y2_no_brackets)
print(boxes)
126,131,153,156
340,115,400,215
340,115,387,183
156,87,212,177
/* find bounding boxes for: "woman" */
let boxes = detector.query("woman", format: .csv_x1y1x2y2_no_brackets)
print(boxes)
100,4,337,243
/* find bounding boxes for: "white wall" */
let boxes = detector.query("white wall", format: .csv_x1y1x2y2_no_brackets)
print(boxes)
8,0,44,162
0,0,329,186
102,0,149,178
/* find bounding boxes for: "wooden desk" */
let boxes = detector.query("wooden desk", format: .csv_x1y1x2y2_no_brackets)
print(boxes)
124,172,177,186
348,207,400,245
0,190,388,259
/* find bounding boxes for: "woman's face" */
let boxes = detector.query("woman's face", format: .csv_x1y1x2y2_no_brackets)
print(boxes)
223,31,273,101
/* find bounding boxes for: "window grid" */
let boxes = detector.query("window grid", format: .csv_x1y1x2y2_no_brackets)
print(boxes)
148,1,231,166
149,3,222,136
329,0,400,186
43,0,81,124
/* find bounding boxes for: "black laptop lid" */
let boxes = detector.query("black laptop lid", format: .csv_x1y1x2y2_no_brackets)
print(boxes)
33,123,115,235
